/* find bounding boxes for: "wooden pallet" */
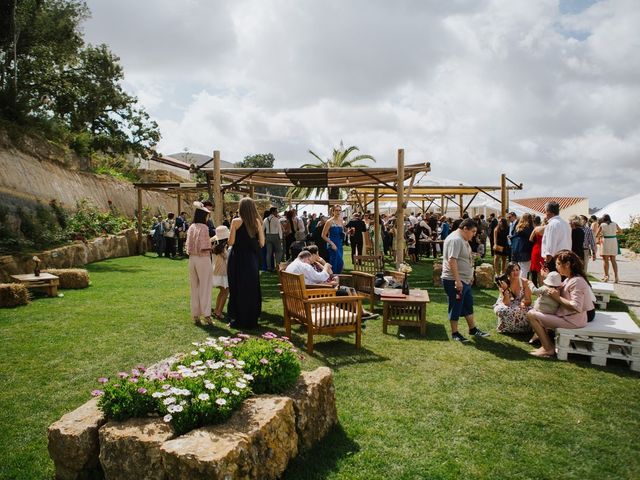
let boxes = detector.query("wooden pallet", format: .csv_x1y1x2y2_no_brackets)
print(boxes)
555,311,640,371
591,281,615,310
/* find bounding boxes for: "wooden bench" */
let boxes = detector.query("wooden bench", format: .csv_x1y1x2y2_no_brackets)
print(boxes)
555,311,640,371
590,281,615,309
279,271,364,354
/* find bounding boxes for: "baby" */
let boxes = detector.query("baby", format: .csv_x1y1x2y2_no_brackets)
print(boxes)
531,271,562,314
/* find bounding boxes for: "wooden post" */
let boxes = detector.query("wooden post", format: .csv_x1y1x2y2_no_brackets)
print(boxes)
441,194,445,216
213,150,223,226
363,193,368,214
136,188,143,254
249,185,255,199
459,194,464,218
395,149,405,268
421,199,425,215
500,173,507,217
177,193,182,216
374,187,380,256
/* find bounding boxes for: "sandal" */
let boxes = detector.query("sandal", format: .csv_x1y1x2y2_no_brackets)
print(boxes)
203,316,214,326
602,275,609,282
193,316,202,326
213,312,224,320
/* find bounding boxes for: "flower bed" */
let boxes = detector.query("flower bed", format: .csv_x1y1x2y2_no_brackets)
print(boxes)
48,335,337,480
93,333,302,435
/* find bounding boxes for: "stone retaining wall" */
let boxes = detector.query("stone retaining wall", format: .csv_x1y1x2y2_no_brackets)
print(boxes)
48,367,337,480
0,229,147,283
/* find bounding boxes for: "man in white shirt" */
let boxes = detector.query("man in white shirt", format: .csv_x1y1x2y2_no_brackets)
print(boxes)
285,250,334,285
541,201,571,266
408,212,418,226
263,207,283,272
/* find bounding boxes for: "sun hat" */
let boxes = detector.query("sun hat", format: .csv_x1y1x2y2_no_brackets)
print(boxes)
212,225,230,242
193,201,210,213
543,271,562,287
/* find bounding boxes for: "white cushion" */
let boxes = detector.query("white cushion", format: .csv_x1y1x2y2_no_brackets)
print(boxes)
310,304,358,328
557,311,640,340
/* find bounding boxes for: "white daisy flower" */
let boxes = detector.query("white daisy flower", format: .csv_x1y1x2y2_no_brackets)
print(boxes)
198,393,210,401
221,387,230,394
163,414,172,422
163,397,176,405
215,398,227,406
232,390,240,395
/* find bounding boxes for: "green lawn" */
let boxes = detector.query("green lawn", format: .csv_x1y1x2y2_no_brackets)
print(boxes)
1,252,639,480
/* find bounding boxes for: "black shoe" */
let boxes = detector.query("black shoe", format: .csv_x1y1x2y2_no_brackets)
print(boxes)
452,332,469,343
470,327,490,338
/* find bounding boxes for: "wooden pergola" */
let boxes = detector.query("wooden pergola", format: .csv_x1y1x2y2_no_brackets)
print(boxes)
354,174,523,218
135,150,523,267
135,149,430,266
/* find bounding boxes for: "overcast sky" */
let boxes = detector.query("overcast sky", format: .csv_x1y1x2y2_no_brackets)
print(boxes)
82,0,639,209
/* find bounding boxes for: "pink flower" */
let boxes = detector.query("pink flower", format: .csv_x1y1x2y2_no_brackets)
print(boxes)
118,372,129,379
259,358,269,365
224,351,233,357
274,348,283,354
129,377,139,383
237,333,250,339
137,387,147,394
97,377,109,384
91,390,104,397
131,369,141,377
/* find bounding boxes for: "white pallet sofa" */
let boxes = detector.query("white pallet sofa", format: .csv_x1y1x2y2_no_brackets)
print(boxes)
556,311,640,371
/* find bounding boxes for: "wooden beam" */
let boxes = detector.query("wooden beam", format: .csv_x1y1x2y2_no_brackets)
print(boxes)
374,187,380,256
501,173,507,217
177,193,182,215
213,150,223,226
395,149,405,268
137,188,143,254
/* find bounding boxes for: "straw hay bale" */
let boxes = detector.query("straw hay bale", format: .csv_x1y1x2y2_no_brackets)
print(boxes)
44,269,90,289
0,283,29,307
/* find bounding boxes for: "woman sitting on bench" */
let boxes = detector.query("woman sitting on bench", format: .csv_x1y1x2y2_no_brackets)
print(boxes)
526,250,595,358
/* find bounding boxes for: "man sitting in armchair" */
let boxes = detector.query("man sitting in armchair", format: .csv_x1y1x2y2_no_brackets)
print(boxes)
285,250,338,287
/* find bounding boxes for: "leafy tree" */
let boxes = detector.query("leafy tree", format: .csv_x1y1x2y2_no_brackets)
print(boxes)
0,0,160,159
288,141,375,200
236,153,288,209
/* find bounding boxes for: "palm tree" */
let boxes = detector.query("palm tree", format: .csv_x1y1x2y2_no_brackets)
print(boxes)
288,141,375,201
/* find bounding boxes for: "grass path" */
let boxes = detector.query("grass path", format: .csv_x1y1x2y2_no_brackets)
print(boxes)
1,252,639,479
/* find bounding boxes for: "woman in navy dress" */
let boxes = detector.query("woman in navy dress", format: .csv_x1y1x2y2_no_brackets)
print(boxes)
227,198,265,329
321,205,345,274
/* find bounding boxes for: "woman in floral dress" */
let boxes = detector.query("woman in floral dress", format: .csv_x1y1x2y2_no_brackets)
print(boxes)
494,262,532,333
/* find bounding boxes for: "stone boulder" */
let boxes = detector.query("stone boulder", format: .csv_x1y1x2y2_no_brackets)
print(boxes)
432,262,443,286
160,396,298,480
475,263,495,289
99,418,175,480
286,367,337,452
47,397,106,480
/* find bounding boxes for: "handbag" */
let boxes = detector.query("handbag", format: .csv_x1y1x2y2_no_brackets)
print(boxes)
494,245,504,253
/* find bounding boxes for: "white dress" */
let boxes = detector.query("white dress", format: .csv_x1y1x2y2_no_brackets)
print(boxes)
600,222,619,256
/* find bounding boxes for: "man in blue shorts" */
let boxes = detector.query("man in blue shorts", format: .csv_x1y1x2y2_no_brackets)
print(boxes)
441,218,490,342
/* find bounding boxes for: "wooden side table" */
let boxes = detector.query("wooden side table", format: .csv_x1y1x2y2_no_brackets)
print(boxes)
11,273,59,297
381,288,430,336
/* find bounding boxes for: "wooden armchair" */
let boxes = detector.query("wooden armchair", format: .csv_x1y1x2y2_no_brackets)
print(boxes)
344,255,402,311
279,271,364,354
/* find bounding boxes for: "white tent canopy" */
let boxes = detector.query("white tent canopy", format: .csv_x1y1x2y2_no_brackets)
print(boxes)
594,193,640,228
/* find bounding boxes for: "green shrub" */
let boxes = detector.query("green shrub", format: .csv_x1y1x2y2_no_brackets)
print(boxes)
233,334,302,394
619,216,640,253
95,334,302,435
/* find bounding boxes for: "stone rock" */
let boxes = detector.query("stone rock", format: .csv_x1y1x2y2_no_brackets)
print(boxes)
47,397,106,480
475,263,495,289
160,396,298,480
99,418,175,480
432,262,443,286
286,367,337,452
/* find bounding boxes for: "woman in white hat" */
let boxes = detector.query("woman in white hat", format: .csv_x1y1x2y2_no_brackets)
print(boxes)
211,225,230,320
185,202,213,325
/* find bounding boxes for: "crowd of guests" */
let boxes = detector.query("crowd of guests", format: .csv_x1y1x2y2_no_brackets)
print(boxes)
174,197,623,361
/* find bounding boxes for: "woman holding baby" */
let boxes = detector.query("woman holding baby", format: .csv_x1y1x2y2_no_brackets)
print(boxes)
494,262,532,333
526,250,595,358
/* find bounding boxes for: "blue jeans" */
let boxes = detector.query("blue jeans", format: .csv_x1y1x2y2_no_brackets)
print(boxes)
442,279,473,321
